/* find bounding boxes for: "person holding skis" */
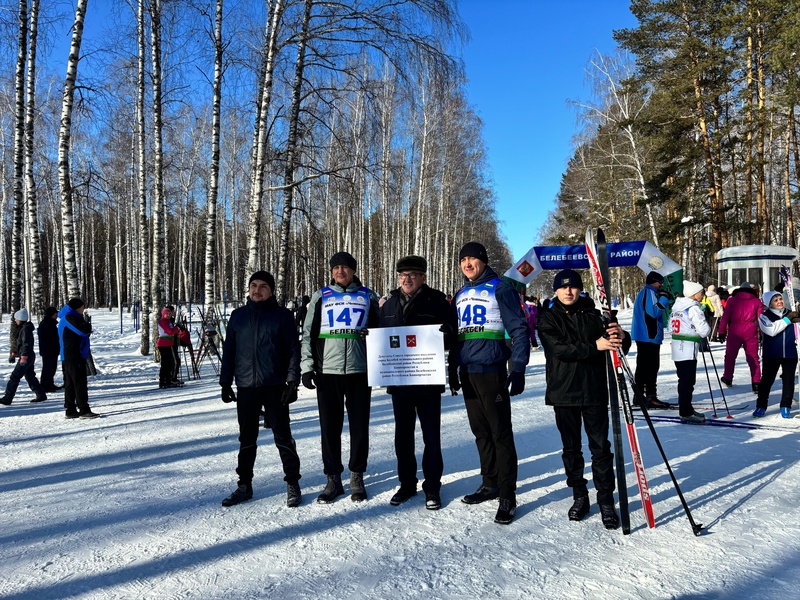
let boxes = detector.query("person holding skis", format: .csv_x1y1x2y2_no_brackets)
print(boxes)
753,291,800,418
537,269,625,530
0,308,47,406
631,271,672,409
219,271,303,508
450,242,529,525
669,281,712,424
717,282,763,392
301,251,381,504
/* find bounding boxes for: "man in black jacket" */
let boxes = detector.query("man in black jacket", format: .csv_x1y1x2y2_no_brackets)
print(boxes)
378,255,457,510
38,306,61,393
537,269,626,530
219,271,302,508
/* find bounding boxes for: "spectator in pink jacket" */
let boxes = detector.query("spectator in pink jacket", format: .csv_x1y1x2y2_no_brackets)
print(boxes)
717,283,763,393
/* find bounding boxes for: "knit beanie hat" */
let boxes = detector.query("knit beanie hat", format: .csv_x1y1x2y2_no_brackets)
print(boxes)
13,308,28,322
329,252,357,271
396,255,427,273
249,270,276,293
683,281,704,297
646,271,665,285
552,269,584,291
44,306,58,319
458,242,489,264
67,298,85,311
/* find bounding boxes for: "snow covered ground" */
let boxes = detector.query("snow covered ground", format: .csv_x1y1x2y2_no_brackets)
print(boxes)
2,308,800,599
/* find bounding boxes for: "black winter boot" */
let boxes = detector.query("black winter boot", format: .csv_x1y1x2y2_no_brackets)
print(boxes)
287,482,302,508
600,503,620,530
568,495,590,521
222,483,253,507
461,485,499,505
317,474,344,504
350,472,367,502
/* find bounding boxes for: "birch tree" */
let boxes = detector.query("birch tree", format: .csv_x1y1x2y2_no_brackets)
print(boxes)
11,0,27,311
137,0,150,354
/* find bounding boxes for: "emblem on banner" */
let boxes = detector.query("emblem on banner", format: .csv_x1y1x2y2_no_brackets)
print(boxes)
406,335,416,347
516,261,535,277
648,256,664,270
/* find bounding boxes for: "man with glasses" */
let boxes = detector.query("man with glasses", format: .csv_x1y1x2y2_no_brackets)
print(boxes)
301,251,381,503
451,242,530,524
378,255,457,510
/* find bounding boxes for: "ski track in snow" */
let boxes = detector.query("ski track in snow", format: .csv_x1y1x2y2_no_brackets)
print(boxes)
1,309,800,599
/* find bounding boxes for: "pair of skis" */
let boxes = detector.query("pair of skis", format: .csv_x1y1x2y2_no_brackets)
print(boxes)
585,227,703,536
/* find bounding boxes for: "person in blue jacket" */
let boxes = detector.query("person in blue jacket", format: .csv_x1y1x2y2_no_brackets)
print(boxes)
450,241,530,525
754,291,800,418
631,271,671,408
58,298,98,419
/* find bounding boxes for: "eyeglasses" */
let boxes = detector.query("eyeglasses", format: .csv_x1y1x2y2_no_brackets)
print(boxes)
399,272,422,280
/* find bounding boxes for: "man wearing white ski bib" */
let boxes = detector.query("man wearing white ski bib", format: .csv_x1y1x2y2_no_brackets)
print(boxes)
450,241,529,525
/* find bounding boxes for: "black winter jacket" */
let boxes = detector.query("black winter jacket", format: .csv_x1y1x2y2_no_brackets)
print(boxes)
538,296,629,407
37,318,60,357
378,284,457,394
219,296,300,389
16,322,37,358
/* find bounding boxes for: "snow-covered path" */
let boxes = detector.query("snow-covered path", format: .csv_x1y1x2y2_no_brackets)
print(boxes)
2,309,799,599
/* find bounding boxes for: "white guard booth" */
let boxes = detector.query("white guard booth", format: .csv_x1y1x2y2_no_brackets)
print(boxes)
716,245,798,290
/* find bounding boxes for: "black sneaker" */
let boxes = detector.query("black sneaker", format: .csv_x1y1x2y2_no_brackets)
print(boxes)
461,485,499,505
79,411,100,419
494,498,516,524
721,376,733,387
390,487,417,506
317,474,344,504
222,484,253,507
425,492,442,511
350,472,367,502
65,411,80,419
600,504,620,530
0,396,11,406
287,482,302,508
568,496,590,521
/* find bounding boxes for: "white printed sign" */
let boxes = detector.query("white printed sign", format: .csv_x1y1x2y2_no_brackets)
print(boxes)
366,324,446,387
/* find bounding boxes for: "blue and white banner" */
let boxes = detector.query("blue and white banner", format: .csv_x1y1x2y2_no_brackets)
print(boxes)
504,240,682,286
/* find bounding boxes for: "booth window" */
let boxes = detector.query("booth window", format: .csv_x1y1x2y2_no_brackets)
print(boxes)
732,268,747,286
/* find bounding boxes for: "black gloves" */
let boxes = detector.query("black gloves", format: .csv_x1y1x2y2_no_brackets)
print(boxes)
507,371,525,396
717,334,726,343
357,328,369,341
281,383,299,405
448,364,460,395
787,311,800,323
301,371,316,390
439,323,453,336
8,353,15,364
221,384,237,403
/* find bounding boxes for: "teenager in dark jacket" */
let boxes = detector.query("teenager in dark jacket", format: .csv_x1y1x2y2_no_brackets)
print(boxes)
378,255,457,511
450,242,529,525
37,306,61,393
538,269,629,530
0,308,47,405
219,271,302,508
58,298,98,419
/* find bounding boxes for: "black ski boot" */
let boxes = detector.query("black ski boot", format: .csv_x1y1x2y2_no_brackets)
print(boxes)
568,495,590,521
600,503,620,530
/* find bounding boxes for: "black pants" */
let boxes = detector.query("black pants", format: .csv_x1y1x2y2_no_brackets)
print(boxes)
462,371,518,501
40,355,58,390
63,358,90,414
391,389,443,494
172,345,181,381
635,341,661,398
553,404,614,504
757,357,798,410
235,386,301,486
159,346,175,385
675,360,698,416
4,356,45,401
316,372,371,475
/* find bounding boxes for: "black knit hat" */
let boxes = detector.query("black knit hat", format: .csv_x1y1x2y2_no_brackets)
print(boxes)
646,271,665,285
552,269,584,291
249,270,275,293
67,298,85,310
329,251,357,271
458,241,489,264
44,306,58,318
396,255,427,273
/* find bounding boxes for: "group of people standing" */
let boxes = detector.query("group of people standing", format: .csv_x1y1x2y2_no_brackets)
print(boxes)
1,298,98,419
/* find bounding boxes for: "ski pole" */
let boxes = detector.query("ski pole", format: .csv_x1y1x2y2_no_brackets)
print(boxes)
619,353,704,535
706,341,732,418
699,341,718,418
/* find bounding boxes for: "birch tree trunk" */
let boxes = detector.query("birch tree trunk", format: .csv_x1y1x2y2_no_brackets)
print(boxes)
149,0,165,341
276,0,312,302
24,0,44,317
57,0,89,300
245,0,284,286
137,0,150,354
11,0,27,311
204,0,224,315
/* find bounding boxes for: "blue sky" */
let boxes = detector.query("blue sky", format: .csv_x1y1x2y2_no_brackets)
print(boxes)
457,1,638,260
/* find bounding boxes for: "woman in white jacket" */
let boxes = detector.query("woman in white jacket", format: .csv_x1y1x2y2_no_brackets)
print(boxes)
670,281,712,423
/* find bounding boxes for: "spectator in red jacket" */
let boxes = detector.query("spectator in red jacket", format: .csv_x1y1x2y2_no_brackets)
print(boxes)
717,283,763,393
157,307,181,389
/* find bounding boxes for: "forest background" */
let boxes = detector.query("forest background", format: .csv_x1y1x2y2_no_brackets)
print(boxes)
2,0,800,355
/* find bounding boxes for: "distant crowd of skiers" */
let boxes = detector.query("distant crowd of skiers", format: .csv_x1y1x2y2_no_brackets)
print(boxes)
4,245,797,530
